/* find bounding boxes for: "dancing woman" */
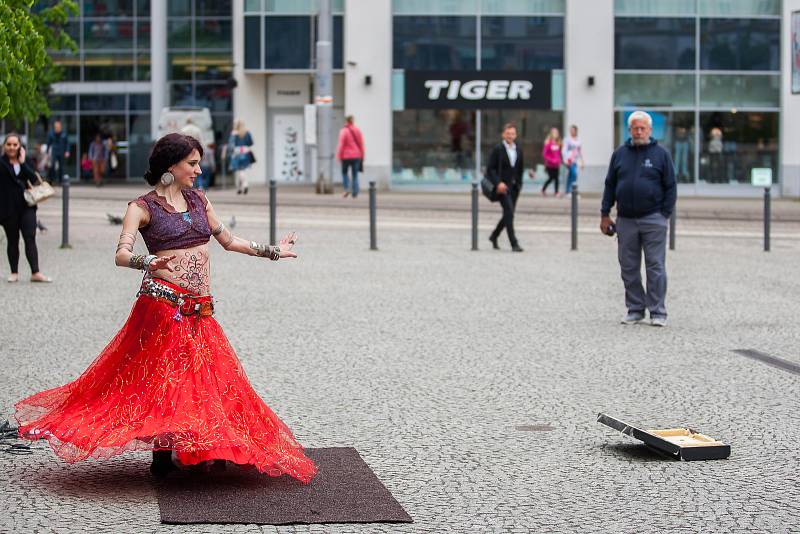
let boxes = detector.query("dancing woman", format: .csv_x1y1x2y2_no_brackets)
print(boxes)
15,133,317,482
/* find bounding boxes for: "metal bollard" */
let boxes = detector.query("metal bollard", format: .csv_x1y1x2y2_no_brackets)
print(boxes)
471,181,478,251
60,174,71,249
570,185,578,251
764,186,771,252
269,179,277,246
369,181,377,250
669,210,676,251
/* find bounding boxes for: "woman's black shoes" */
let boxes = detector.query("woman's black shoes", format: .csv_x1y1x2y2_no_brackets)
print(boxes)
150,450,177,477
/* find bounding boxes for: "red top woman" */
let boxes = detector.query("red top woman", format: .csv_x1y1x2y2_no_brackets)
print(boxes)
15,133,317,482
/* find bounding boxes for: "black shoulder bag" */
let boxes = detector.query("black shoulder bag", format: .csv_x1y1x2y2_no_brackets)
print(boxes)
481,145,502,202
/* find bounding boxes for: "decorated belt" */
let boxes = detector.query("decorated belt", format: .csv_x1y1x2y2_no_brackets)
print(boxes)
138,277,214,319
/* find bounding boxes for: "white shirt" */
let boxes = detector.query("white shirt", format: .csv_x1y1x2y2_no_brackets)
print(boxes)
13,163,20,175
503,141,517,167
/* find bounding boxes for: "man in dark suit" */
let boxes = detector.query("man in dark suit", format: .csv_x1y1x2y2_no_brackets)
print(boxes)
487,123,525,252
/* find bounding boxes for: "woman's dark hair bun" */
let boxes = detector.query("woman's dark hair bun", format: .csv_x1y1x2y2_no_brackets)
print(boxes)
143,132,204,186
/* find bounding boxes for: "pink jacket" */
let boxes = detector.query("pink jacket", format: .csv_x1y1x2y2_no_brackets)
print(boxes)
542,140,562,169
336,125,365,160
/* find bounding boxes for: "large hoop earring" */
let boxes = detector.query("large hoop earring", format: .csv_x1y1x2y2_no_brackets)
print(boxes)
160,171,175,186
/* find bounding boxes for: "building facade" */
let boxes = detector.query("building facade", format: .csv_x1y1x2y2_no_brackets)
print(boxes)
3,0,798,197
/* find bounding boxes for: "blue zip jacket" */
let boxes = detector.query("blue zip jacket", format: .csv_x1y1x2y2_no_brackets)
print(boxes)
601,137,676,219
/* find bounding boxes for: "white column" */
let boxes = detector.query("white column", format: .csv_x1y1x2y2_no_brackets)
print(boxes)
781,0,800,198
232,0,267,183
564,0,615,193
344,0,393,189
150,0,168,139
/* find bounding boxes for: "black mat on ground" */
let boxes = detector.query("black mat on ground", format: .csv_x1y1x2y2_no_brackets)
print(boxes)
156,447,412,525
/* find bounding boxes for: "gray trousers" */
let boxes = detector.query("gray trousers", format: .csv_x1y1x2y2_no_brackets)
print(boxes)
617,213,668,318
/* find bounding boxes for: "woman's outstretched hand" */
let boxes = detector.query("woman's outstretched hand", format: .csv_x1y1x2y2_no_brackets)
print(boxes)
278,232,298,259
149,255,176,272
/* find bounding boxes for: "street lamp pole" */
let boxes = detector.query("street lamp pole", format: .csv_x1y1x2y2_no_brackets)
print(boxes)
315,0,334,194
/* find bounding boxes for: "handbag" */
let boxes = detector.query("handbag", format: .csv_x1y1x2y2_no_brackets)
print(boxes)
481,146,504,202
247,151,256,164
24,173,55,207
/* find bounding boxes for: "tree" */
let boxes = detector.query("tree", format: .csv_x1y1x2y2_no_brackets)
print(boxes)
0,0,78,121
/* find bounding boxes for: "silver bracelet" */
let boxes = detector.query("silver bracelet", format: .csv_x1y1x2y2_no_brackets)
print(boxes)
250,241,281,261
143,254,158,271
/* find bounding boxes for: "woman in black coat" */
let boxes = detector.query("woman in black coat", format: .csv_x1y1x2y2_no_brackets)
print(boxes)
0,133,51,282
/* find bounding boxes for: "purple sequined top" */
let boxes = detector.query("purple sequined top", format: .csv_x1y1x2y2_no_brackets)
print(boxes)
131,189,212,253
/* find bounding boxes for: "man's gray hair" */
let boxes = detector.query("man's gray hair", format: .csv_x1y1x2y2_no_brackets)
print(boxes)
627,110,653,128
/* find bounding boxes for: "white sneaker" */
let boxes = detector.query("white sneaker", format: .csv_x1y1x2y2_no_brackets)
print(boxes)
650,317,667,327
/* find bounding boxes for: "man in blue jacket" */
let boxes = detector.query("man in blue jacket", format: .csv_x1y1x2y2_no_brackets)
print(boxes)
600,111,676,327
46,120,70,184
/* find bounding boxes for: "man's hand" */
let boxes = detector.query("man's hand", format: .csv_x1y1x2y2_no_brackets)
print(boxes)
600,215,613,235
496,182,508,195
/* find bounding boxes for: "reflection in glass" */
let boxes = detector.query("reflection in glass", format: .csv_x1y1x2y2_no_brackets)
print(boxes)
698,0,780,17
245,16,261,69
700,18,780,71
168,20,193,49
194,53,234,80
79,114,128,180
129,113,151,179
615,17,695,70
482,0,564,15
84,0,134,16
83,53,135,81
392,0,478,15
137,53,150,80
393,110,476,182
168,0,191,17
481,17,564,70
699,112,778,184
195,84,232,112
393,16,477,70
83,19,135,49
195,19,232,49
80,94,127,111
169,53,194,80
264,16,311,69
615,73,695,107
170,83,195,106
614,0,695,16
196,0,232,16
137,19,150,49
700,74,779,108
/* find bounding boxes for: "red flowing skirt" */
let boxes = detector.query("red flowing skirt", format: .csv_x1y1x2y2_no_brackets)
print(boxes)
14,279,317,483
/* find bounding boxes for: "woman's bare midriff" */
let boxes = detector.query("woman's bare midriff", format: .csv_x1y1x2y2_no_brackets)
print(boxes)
150,243,211,295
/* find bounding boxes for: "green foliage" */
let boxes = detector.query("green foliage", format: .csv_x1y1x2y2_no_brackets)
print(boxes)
0,0,78,121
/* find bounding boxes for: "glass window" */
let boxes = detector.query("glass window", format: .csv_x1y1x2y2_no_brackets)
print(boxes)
614,111,695,184
48,95,77,111
312,15,344,69
169,52,194,80
393,0,477,15
480,110,562,175
698,0,780,17
615,73,695,107
700,18,780,71
194,52,234,80
195,19,232,49
700,74,779,108
51,54,81,81
137,20,150,49
392,109,477,182
699,111,778,184
136,52,150,80
264,16,311,69
263,0,344,13
614,0,695,16
481,16,564,70
245,16,261,69
615,17,695,69
167,20,193,49
83,19,135,49
83,53,135,81
196,0,231,16
79,94,127,111
84,0,134,16
168,0,192,16
170,83,195,106
393,16,477,70
129,112,151,179
482,0,564,14
195,84,232,112
136,0,150,16
245,0,262,13
129,94,150,111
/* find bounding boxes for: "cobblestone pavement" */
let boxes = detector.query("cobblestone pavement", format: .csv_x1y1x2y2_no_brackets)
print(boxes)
1,196,799,533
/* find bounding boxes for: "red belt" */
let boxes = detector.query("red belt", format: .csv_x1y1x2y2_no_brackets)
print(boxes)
138,277,214,318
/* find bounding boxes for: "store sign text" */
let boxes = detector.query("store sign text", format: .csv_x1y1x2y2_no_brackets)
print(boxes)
405,70,551,110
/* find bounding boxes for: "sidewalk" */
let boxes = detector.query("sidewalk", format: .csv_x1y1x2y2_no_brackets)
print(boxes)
62,182,800,222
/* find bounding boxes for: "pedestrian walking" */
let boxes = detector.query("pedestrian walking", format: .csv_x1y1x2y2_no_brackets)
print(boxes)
14,133,316,482
46,119,70,184
227,119,254,195
541,127,562,197
180,119,212,191
600,110,676,327
336,115,365,198
487,123,525,252
88,133,108,186
0,133,51,283
562,125,584,195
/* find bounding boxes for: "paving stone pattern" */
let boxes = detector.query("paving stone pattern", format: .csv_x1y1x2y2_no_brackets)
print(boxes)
0,198,799,533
